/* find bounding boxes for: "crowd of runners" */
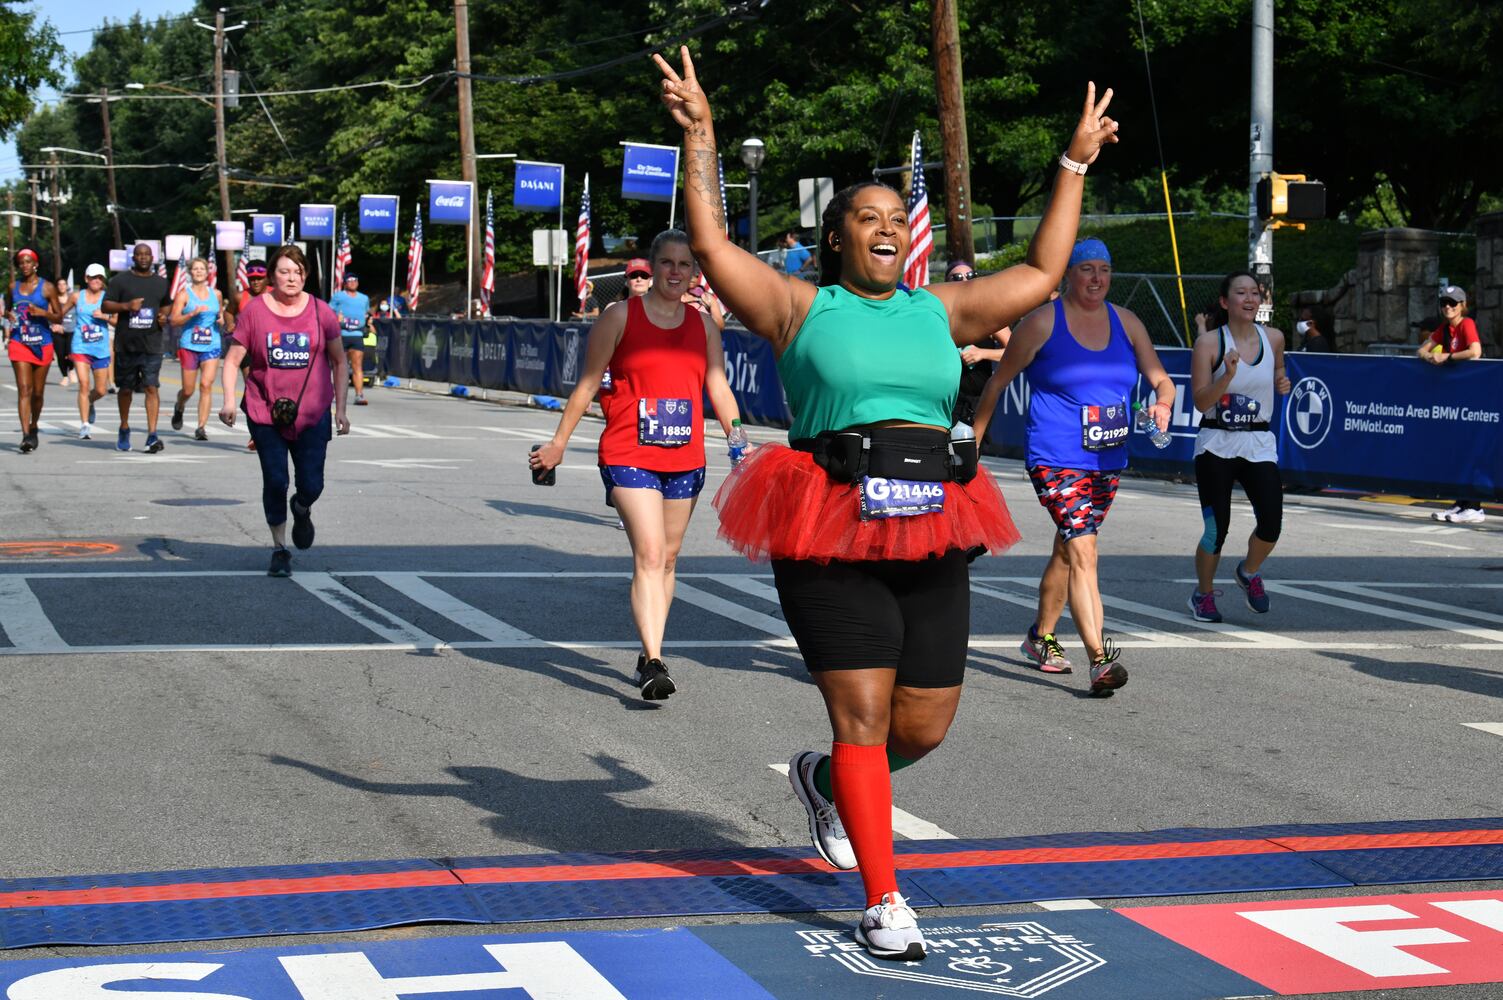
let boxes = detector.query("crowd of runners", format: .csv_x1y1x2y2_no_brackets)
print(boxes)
3,44,1490,966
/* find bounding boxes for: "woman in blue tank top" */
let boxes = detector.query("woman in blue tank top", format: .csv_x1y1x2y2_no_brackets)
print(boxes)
972,238,1176,695
656,47,1121,962
71,263,116,439
6,247,63,453
169,257,228,440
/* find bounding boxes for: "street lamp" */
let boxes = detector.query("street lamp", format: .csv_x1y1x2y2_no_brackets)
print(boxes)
739,137,764,253
123,81,215,107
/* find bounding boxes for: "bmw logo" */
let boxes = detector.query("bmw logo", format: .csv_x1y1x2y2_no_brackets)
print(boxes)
1284,376,1333,449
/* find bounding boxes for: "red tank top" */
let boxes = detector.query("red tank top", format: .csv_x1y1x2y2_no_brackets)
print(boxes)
598,296,708,470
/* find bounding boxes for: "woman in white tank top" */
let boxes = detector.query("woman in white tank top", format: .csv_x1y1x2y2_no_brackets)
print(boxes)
1187,272,1292,623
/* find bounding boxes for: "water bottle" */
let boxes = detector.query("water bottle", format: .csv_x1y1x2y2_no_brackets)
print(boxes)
1133,402,1172,449
529,444,556,486
950,420,978,476
726,419,748,465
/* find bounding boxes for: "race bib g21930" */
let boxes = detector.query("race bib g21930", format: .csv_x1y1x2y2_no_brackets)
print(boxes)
267,332,313,369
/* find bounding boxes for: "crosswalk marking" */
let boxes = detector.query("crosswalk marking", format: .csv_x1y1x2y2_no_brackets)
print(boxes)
0,577,65,651
708,573,782,605
376,573,534,643
293,572,444,648
1319,582,1503,628
672,582,790,636
1265,582,1503,646
1462,723,1503,738
970,581,1199,647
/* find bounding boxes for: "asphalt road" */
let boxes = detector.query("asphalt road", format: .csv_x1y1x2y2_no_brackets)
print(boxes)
0,374,1498,998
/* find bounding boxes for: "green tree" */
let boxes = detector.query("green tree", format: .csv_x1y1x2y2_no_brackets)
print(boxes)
0,1,64,139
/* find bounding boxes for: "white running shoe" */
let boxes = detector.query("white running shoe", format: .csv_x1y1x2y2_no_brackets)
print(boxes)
788,751,856,870
1449,508,1486,524
78,423,91,440
854,891,926,960
1432,505,1461,522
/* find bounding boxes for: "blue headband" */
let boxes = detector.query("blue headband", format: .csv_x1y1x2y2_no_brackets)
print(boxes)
1069,238,1111,268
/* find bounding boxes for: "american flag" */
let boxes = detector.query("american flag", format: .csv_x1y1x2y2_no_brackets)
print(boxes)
405,213,424,310
573,175,590,312
902,130,932,289
155,253,167,280
235,252,249,294
169,250,189,301
333,217,352,288
480,188,495,312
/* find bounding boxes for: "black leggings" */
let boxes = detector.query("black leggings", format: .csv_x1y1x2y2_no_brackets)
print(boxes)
1195,452,1282,555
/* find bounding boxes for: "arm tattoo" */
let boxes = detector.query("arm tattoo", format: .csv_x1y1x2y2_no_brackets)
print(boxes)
687,148,725,233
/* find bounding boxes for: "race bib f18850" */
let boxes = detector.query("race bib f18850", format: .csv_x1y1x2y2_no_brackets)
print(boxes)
637,397,693,447
267,332,312,369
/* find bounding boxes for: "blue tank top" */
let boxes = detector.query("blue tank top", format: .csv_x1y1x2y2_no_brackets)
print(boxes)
10,280,51,349
72,290,112,358
1024,298,1139,471
178,285,221,352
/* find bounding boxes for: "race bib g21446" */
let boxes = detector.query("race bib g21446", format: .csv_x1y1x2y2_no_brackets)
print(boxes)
858,477,946,521
267,332,313,369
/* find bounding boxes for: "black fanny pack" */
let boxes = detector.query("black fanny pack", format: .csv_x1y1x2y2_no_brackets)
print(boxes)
794,426,977,484
1197,417,1271,432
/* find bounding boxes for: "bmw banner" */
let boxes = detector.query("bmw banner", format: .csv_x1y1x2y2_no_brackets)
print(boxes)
298,204,336,241
513,161,565,212
358,195,400,234
427,180,474,226
250,215,284,246
621,142,679,203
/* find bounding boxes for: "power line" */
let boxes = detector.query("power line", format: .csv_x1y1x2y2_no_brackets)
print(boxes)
60,74,445,102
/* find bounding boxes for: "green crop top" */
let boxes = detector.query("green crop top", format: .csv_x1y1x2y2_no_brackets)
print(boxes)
777,284,960,441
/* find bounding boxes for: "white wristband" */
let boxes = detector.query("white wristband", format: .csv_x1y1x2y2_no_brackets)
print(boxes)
1058,152,1089,175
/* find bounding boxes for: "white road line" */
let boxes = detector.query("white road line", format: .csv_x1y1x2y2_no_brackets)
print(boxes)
1320,583,1503,628
709,573,782,605
354,423,446,439
1316,521,1464,535
376,573,535,642
1100,593,1310,647
1037,899,1102,911
476,425,602,444
292,572,444,648
0,577,66,651
1413,539,1474,550
970,581,1196,646
1265,582,1503,645
1462,723,1503,738
768,764,956,841
673,582,790,636
1170,579,1503,589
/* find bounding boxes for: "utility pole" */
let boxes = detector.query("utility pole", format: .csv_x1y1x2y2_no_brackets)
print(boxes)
1248,0,1274,322
99,87,123,249
5,191,14,293
454,0,478,317
47,151,62,279
28,175,38,240
932,0,974,264
213,10,232,286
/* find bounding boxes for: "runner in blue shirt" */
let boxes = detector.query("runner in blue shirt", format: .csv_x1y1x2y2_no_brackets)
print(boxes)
169,258,229,440
329,273,372,406
71,263,115,439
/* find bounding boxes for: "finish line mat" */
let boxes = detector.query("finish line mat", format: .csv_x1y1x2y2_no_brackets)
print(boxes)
1,818,1501,948
4,895,1502,998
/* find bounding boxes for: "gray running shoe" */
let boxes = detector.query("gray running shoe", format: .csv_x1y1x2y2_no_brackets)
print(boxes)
1020,629,1072,673
788,751,856,870
854,892,926,961
1235,560,1270,613
1088,638,1127,697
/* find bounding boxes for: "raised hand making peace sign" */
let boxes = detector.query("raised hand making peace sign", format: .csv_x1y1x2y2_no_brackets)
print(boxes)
653,46,712,133
1066,82,1120,166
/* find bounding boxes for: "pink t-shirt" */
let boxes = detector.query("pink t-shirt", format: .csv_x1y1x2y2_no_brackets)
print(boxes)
233,293,340,439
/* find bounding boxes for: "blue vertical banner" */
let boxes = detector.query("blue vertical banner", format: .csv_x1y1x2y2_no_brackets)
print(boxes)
250,215,284,246
621,142,679,203
358,195,400,234
298,204,336,240
513,161,565,212
427,180,474,226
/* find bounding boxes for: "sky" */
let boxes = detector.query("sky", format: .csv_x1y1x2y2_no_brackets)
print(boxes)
2,0,196,181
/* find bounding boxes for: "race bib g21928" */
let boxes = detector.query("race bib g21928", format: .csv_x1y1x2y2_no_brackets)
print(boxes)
1080,402,1130,452
267,332,313,369
638,397,693,447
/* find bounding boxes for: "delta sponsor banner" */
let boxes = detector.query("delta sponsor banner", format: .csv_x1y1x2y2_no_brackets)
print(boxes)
1279,353,1501,499
358,195,399,234
298,204,336,240
514,160,564,212
0,928,772,999
621,142,678,203
1124,888,1503,994
251,214,285,246
428,180,473,226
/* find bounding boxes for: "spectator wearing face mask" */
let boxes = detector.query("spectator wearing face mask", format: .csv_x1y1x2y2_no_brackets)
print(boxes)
1295,308,1333,352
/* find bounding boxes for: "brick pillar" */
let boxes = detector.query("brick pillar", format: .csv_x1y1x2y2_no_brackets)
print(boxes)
1353,228,1440,351
1473,211,1503,355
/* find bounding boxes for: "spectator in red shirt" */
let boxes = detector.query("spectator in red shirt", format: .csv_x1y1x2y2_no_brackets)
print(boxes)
1420,286,1486,524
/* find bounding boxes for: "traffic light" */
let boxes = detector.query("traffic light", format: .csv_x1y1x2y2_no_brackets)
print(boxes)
1256,173,1326,225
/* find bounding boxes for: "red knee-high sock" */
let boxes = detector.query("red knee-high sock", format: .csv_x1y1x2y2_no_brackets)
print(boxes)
831,741,898,907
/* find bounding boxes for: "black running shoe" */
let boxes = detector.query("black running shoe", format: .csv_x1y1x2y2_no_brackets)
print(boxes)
268,548,292,578
194,426,208,441
636,658,676,700
145,433,164,454
18,432,37,453
290,498,315,550
170,405,184,431
1088,638,1128,697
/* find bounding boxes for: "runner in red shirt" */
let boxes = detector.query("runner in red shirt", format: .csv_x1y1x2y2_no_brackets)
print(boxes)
529,229,743,700
1420,286,1487,523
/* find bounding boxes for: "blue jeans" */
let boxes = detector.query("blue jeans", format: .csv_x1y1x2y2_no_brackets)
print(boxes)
248,412,331,526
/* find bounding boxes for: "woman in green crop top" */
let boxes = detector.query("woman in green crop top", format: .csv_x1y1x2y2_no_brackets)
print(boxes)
655,46,1119,961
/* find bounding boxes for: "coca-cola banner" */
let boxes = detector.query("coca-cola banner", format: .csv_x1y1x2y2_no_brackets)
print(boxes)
426,179,473,226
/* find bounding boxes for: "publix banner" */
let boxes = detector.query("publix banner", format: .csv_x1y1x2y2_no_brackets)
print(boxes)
983,347,1502,500
621,142,678,203
358,195,399,234
298,204,336,241
513,161,565,212
427,180,473,226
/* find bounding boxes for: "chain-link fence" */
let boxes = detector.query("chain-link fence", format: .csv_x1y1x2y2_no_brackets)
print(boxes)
1106,273,1224,347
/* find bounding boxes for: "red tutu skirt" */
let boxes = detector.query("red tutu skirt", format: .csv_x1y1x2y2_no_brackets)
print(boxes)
714,443,1021,563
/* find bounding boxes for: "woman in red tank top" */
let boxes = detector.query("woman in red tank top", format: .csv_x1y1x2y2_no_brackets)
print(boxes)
530,229,742,700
